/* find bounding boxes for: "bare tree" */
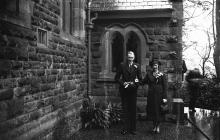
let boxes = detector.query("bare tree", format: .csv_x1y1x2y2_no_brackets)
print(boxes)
184,0,218,78
194,30,215,77
213,0,220,80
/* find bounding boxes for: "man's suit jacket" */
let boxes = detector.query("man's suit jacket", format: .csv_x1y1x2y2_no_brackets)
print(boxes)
115,62,142,89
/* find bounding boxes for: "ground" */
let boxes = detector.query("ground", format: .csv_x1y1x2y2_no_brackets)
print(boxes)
70,121,195,140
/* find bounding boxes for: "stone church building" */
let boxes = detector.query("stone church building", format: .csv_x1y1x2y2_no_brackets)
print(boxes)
0,0,183,139
90,0,184,116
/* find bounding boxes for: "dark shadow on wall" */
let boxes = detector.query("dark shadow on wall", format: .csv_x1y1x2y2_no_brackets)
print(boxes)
53,110,70,140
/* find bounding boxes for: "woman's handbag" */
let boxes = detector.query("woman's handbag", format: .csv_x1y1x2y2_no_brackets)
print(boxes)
160,102,169,114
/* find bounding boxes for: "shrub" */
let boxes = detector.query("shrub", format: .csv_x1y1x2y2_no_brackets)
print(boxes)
190,78,220,110
197,80,220,110
80,99,121,129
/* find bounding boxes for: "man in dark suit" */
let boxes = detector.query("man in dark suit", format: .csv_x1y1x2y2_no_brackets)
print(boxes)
115,51,142,135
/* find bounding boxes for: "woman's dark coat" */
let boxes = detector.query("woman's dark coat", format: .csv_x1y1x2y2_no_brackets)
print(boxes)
143,71,167,122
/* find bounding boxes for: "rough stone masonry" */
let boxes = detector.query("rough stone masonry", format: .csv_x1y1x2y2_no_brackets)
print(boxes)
0,0,87,139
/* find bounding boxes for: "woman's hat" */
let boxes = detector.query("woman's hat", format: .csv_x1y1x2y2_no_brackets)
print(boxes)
149,59,161,67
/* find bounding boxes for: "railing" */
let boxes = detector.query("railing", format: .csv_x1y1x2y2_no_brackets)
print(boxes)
184,108,220,140
91,0,172,11
186,118,212,140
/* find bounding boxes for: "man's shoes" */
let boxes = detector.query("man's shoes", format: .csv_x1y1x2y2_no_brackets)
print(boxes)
121,130,128,135
130,131,136,135
152,127,156,133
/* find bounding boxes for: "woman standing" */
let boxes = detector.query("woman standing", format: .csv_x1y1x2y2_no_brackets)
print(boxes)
143,59,167,133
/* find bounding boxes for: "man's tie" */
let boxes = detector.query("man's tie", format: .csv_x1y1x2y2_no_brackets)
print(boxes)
129,63,132,71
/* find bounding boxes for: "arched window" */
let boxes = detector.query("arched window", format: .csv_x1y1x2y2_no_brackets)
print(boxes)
111,32,124,72
99,24,148,79
62,0,85,38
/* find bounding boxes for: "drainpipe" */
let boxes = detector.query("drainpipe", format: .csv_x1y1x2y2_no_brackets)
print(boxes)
85,0,98,97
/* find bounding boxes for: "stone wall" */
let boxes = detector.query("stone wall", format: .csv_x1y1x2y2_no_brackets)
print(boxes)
90,1,183,113
0,0,86,139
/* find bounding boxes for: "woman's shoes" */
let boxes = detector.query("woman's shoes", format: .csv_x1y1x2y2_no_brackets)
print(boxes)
152,124,160,134
156,126,160,133
152,126,160,134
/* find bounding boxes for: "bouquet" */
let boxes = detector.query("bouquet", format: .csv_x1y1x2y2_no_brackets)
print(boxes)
124,77,139,88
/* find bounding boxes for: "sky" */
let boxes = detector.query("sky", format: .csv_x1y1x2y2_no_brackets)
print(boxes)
182,0,215,73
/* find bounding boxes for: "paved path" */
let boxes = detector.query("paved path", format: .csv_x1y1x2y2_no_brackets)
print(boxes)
71,121,194,140
71,108,220,140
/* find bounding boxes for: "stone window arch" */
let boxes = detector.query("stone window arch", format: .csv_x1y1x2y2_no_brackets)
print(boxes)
99,24,148,79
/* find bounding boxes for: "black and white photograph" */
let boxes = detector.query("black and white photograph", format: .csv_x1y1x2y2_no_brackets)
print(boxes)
0,0,219,140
